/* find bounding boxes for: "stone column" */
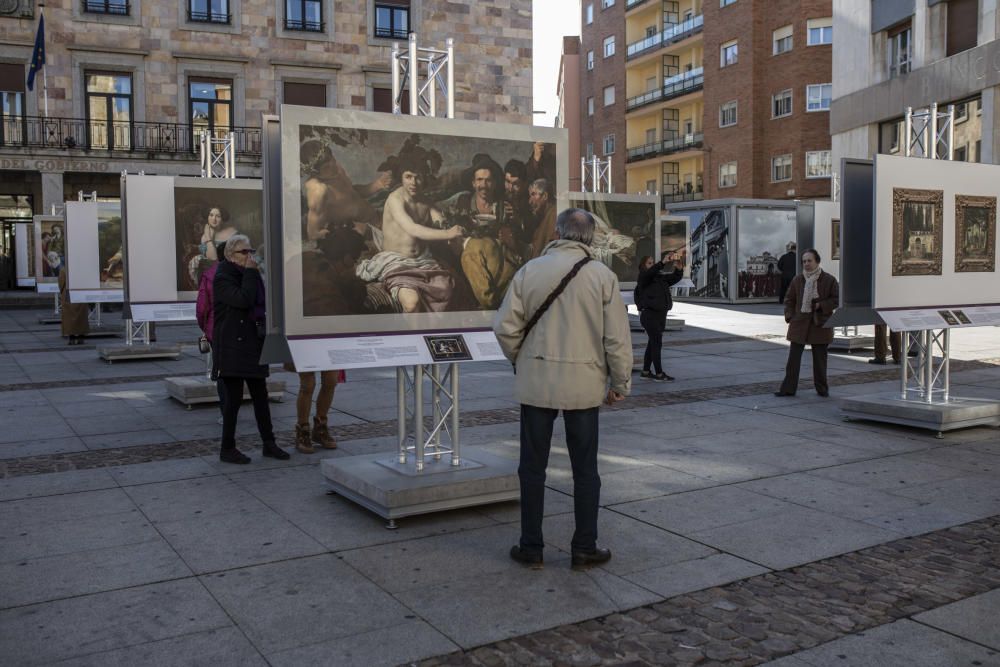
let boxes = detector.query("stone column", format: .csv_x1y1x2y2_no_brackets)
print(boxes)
40,172,64,214
981,86,999,165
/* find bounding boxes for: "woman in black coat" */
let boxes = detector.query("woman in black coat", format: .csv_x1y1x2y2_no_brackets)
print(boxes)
212,234,289,464
635,250,683,381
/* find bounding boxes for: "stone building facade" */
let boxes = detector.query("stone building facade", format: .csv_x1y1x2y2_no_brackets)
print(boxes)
0,0,533,219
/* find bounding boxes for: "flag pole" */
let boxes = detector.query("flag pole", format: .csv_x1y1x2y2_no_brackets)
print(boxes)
40,3,47,117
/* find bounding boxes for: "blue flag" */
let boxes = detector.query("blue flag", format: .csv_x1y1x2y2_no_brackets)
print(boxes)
27,14,45,92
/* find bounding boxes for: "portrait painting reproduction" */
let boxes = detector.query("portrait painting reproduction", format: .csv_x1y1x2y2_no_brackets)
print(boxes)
174,185,264,295
566,195,657,285
289,115,559,326
97,203,123,289
831,219,841,260
892,188,943,276
954,195,996,273
39,219,66,279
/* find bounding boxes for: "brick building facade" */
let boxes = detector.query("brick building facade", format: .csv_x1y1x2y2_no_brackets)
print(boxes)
579,0,626,192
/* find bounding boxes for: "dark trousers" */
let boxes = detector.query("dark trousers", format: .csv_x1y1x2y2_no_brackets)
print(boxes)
779,343,829,395
519,404,601,555
778,277,793,304
874,325,901,363
640,309,666,373
220,376,274,451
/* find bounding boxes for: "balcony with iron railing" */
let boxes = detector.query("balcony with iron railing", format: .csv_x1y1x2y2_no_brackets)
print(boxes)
82,0,130,15
625,0,651,10
626,131,704,163
0,115,262,162
187,8,231,24
626,14,703,60
663,188,704,206
626,66,704,112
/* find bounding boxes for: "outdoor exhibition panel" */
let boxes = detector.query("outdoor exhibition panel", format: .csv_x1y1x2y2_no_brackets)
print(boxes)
662,199,799,303
275,104,567,372
811,200,841,280
872,153,999,311
14,221,34,287
565,192,657,288
65,201,123,303
32,214,64,294
123,175,264,322
659,215,691,281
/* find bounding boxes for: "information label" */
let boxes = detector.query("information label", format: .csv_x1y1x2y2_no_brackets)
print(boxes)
70,289,123,304
129,302,196,322
877,304,1000,331
288,330,505,371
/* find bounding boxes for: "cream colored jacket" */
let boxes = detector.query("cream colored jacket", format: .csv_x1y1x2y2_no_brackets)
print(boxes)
493,239,633,410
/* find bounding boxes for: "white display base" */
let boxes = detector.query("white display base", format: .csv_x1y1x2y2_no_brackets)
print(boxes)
37,315,61,325
830,334,875,352
288,330,503,372
128,302,196,322
165,375,286,409
70,289,123,304
98,343,182,363
841,393,1000,435
17,278,36,287
36,283,58,294
320,447,520,521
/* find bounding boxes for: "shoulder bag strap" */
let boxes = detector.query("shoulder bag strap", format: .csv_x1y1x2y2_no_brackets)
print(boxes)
520,255,592,344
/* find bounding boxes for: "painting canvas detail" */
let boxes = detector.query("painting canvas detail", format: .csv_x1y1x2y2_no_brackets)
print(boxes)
566,195,657,285
954,195,996,273
831,219,840,260
98,203,124,289
891,187,943,276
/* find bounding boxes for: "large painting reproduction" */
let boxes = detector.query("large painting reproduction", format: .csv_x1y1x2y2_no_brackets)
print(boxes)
97,202,124,289
954,195,996,273
566,193,657,286
39,218,66,279
736,208,796,299
688,208,730,299
659,217,690,279
280,106,567,338
892,187,943,276
174,186,264,295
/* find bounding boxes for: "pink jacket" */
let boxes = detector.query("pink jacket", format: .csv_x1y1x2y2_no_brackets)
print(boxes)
196,263,218,341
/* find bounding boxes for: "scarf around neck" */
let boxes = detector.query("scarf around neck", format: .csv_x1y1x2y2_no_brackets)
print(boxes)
801,267,822,313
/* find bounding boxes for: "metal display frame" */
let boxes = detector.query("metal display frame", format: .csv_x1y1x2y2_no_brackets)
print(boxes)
581,156,612,194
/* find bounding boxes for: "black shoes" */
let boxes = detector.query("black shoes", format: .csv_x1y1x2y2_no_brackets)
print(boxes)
817,390,830,397
510,545,544,569
571,547,612,570
220,449,251,464
654,372,674,381
868,358,887,365
262,442,291,460
640,370,654,379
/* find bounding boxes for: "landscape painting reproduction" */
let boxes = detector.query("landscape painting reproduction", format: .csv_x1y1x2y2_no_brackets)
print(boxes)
97,203,123,289
566,196,656,284
294,124,557,317
892,188,944,276
174,185,264,295
954,195,996,273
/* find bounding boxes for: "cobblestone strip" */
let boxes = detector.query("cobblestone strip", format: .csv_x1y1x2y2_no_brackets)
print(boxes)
415,517,1000,667
0,372,184,393
2,358,997,478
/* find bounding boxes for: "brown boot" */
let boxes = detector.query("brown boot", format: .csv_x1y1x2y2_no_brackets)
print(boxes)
294,423,315,454
312,417,337,449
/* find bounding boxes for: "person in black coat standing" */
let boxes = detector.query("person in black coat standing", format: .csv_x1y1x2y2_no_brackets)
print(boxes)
777,242,797,304
636,251,683,381
212,234,290,464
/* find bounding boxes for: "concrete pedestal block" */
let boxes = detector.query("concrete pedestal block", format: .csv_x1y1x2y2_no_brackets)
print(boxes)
98,343,182,363
830,334,875,352
321,447,520,521
37,316,61,325
841,393,1000,434
83,326,121,339
628,313,685,332
165,375,286,408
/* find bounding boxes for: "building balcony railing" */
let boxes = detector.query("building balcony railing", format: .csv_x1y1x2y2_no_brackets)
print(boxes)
373,26,410,40
626,132,704,163
625,0,651,9
626,14,703,60
0,115,262,162
663,190,703,207
82,0,130,16
284,18,324,32
626,67,703,112
187,9,232,24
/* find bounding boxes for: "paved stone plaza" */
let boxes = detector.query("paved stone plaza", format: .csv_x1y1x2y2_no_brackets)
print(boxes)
1,302,998,666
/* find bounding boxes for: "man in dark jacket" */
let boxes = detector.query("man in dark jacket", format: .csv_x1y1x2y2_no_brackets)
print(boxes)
776,242,797,304
636,250,683,380
213,235,290,464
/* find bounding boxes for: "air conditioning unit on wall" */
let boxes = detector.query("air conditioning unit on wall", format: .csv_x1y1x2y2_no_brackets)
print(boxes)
0,0,35,19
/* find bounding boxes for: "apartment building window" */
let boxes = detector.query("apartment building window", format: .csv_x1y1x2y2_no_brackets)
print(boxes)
719,100,737,127
719,161,737,188
587,51,594,70
772,89,792,118
188,0,230,23
773,25,793,55
602,0,615,8
190,78,233,140
374,2,410,40
586,142,594,159
85,72,132,150
954,144,968,162
720,0,737,6
372,87,410,113
0,64,26,145
283,82,326,107
587,97,594,115
585,3,593,24
946,0,978,56
771,154,792,182
603,84,615,106
887,22,912,79
285,0,323,31
806,150,832,178
720,40,738,67
603,36,616,58
645,128,656,144
807,18,832,45
603,133,615,155
83,0,130,15
645,179,657,193
806,83,832,111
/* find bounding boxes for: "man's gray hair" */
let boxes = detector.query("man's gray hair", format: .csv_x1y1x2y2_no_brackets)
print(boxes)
223,234,252,261
556,208,595,246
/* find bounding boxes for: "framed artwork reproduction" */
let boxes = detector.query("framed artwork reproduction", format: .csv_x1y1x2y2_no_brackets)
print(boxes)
891,187,943,276
954,194,996,273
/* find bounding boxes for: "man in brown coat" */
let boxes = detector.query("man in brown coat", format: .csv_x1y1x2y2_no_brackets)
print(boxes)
58,268,90,345
775,249,839,397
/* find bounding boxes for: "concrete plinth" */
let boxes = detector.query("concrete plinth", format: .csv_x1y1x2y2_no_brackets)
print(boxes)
830,334,875,352
83,326,121,339
37,316,61,325
841,393,1000,434
628,313,685,332
321,447,520,521
165,375,286,408
98,343,182,363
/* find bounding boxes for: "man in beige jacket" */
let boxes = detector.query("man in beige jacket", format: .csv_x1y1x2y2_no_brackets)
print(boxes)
494,208,632,570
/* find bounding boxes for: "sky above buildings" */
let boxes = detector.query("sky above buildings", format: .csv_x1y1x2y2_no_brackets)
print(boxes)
533,0,582,126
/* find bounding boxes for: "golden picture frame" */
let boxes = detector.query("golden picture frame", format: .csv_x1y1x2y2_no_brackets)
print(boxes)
831,218,840,260
891,187,943,276
954,194,996,273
